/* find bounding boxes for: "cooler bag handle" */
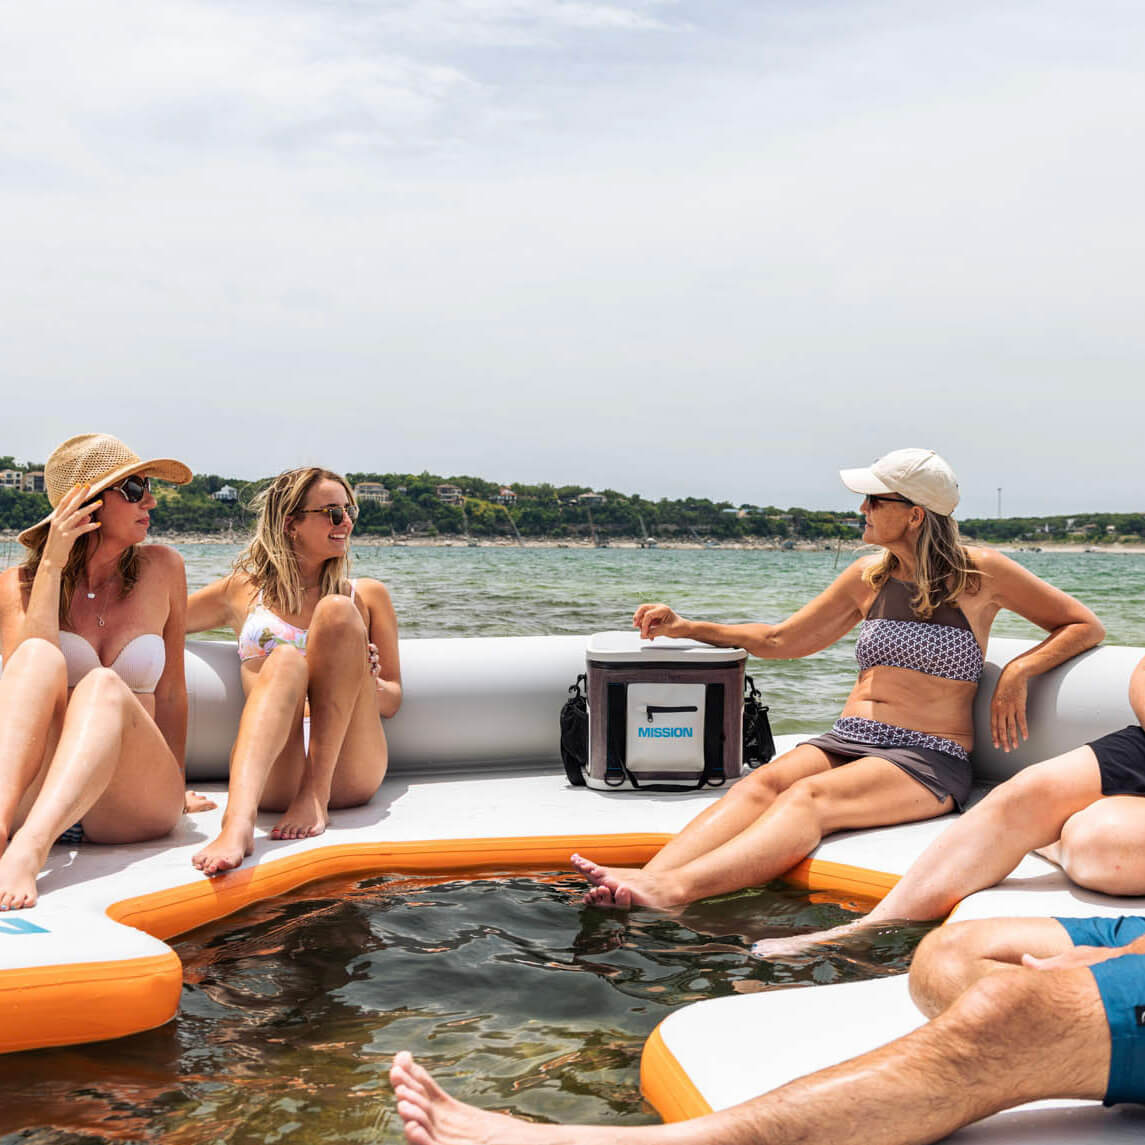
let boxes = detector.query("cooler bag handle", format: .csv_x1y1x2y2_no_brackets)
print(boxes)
559,674,589,786
742,675,776,768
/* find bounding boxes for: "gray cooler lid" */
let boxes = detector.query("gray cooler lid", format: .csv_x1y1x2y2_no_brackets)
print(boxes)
587,630,748,663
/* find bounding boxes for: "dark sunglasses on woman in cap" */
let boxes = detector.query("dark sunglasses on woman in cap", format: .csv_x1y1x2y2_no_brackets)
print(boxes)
864,493,914,508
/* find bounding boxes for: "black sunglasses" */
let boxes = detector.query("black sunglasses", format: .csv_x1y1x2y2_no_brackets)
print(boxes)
295,503,360,526
106,475,151,503
864,493,914,508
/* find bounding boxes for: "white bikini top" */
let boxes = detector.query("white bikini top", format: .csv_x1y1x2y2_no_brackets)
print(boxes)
58,631,166,694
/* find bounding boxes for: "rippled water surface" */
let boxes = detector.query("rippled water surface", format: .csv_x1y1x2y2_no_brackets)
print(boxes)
0,874,926,1145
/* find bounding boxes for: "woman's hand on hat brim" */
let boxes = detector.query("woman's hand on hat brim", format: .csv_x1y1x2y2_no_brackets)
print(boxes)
43,483,103,566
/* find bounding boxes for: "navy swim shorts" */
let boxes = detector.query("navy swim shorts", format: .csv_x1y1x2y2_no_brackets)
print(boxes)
1056,915,1145,1106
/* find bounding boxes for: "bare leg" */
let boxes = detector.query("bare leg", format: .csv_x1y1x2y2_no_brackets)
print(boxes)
191,646,308,875
392,962,1109,1145
645,747,832,872
864,748,1104,922
0,668,183,910
571,746,833,902
0,639,67,856
908,916,1075,1017
752,747,1105,957
585,757,953,910
273,595,387,839
1053,796,1145,896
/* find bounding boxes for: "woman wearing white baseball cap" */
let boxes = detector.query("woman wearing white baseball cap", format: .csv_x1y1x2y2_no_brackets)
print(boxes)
0,432,193,910
572,448,1105,913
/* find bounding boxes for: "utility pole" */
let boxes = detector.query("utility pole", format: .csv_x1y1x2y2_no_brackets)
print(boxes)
997,487,1002,519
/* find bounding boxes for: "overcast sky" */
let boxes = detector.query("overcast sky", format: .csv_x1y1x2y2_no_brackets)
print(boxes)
3,0,1142,518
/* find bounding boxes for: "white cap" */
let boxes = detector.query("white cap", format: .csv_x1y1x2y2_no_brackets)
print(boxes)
839,448,959,516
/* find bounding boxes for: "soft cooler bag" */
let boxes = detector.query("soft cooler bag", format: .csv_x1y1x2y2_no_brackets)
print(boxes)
568,631,750,790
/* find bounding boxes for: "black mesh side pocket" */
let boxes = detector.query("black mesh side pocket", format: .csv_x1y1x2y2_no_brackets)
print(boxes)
560,674,589,785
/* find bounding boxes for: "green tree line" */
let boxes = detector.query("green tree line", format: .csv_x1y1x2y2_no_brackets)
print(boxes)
2,461,1141,542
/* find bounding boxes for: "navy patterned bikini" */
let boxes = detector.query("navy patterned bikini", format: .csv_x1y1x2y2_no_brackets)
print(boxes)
803,577,983,809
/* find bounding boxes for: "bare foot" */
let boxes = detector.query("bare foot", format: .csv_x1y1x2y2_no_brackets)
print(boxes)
750,919,869,961
192,820,255,877
570,855,682,910
390,1051,562,1145
271,787,329,841
0,840,42,911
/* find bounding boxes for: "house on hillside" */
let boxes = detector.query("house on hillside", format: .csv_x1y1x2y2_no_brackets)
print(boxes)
210,485,238,502
21,471,45,493
495,486,517,505
354,482,391,504
577,491,606,505
436,484,463,505
0,470,22,489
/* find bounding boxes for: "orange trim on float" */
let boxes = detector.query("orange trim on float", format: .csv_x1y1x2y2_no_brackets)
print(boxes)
640,1025,712,1122
783,856,899,902
107,833,673,940
0,952,182,1055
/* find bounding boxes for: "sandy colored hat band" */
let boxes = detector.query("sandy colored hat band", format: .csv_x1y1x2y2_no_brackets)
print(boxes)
839,447,959,516
17,433,192,548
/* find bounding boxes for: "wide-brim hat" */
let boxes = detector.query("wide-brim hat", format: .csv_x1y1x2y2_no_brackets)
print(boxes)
839,447,959,517
17,433,192,548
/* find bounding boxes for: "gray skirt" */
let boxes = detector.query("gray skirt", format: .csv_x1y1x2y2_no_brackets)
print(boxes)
801,730,973,811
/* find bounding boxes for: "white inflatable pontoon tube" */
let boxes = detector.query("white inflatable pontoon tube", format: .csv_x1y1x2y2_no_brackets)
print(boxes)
186,634,591,781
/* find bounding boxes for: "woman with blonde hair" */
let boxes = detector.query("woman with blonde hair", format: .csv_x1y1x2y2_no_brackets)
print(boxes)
187,466,400,876
0,433,192,910
573,448,1105,911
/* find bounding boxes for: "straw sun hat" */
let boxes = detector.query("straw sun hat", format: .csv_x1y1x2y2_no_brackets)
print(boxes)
18,433,192,548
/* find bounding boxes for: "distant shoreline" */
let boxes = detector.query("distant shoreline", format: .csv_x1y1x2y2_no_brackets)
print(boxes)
4,532,1144,555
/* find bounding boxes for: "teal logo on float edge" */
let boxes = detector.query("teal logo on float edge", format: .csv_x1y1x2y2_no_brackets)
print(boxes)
637,727,694,738
0,917,49,935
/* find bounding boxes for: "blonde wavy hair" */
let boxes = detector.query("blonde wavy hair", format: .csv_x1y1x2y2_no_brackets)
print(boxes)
863,509,980,619
21,516,141,627
236,467,356,616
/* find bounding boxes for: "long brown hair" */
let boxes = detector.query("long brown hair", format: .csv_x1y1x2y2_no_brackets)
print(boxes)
236,467,355,616
21,530,141,627
863,510,980,618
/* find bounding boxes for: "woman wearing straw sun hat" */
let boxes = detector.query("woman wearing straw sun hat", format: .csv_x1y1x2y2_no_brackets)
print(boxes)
0,432,193,910
572,448,1106,914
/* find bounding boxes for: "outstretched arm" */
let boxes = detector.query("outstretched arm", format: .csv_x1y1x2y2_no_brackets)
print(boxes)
633,560,868,660
186,576,238,635
980,550,1105,751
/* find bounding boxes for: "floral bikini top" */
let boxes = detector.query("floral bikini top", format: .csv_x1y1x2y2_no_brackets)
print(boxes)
237,581,357,662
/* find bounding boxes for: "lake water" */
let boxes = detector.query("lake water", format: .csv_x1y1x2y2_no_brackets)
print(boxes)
0,875,927,1145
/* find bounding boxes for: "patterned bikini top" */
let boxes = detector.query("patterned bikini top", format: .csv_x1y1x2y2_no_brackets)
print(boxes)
855,577,983,682
237,581,356,663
